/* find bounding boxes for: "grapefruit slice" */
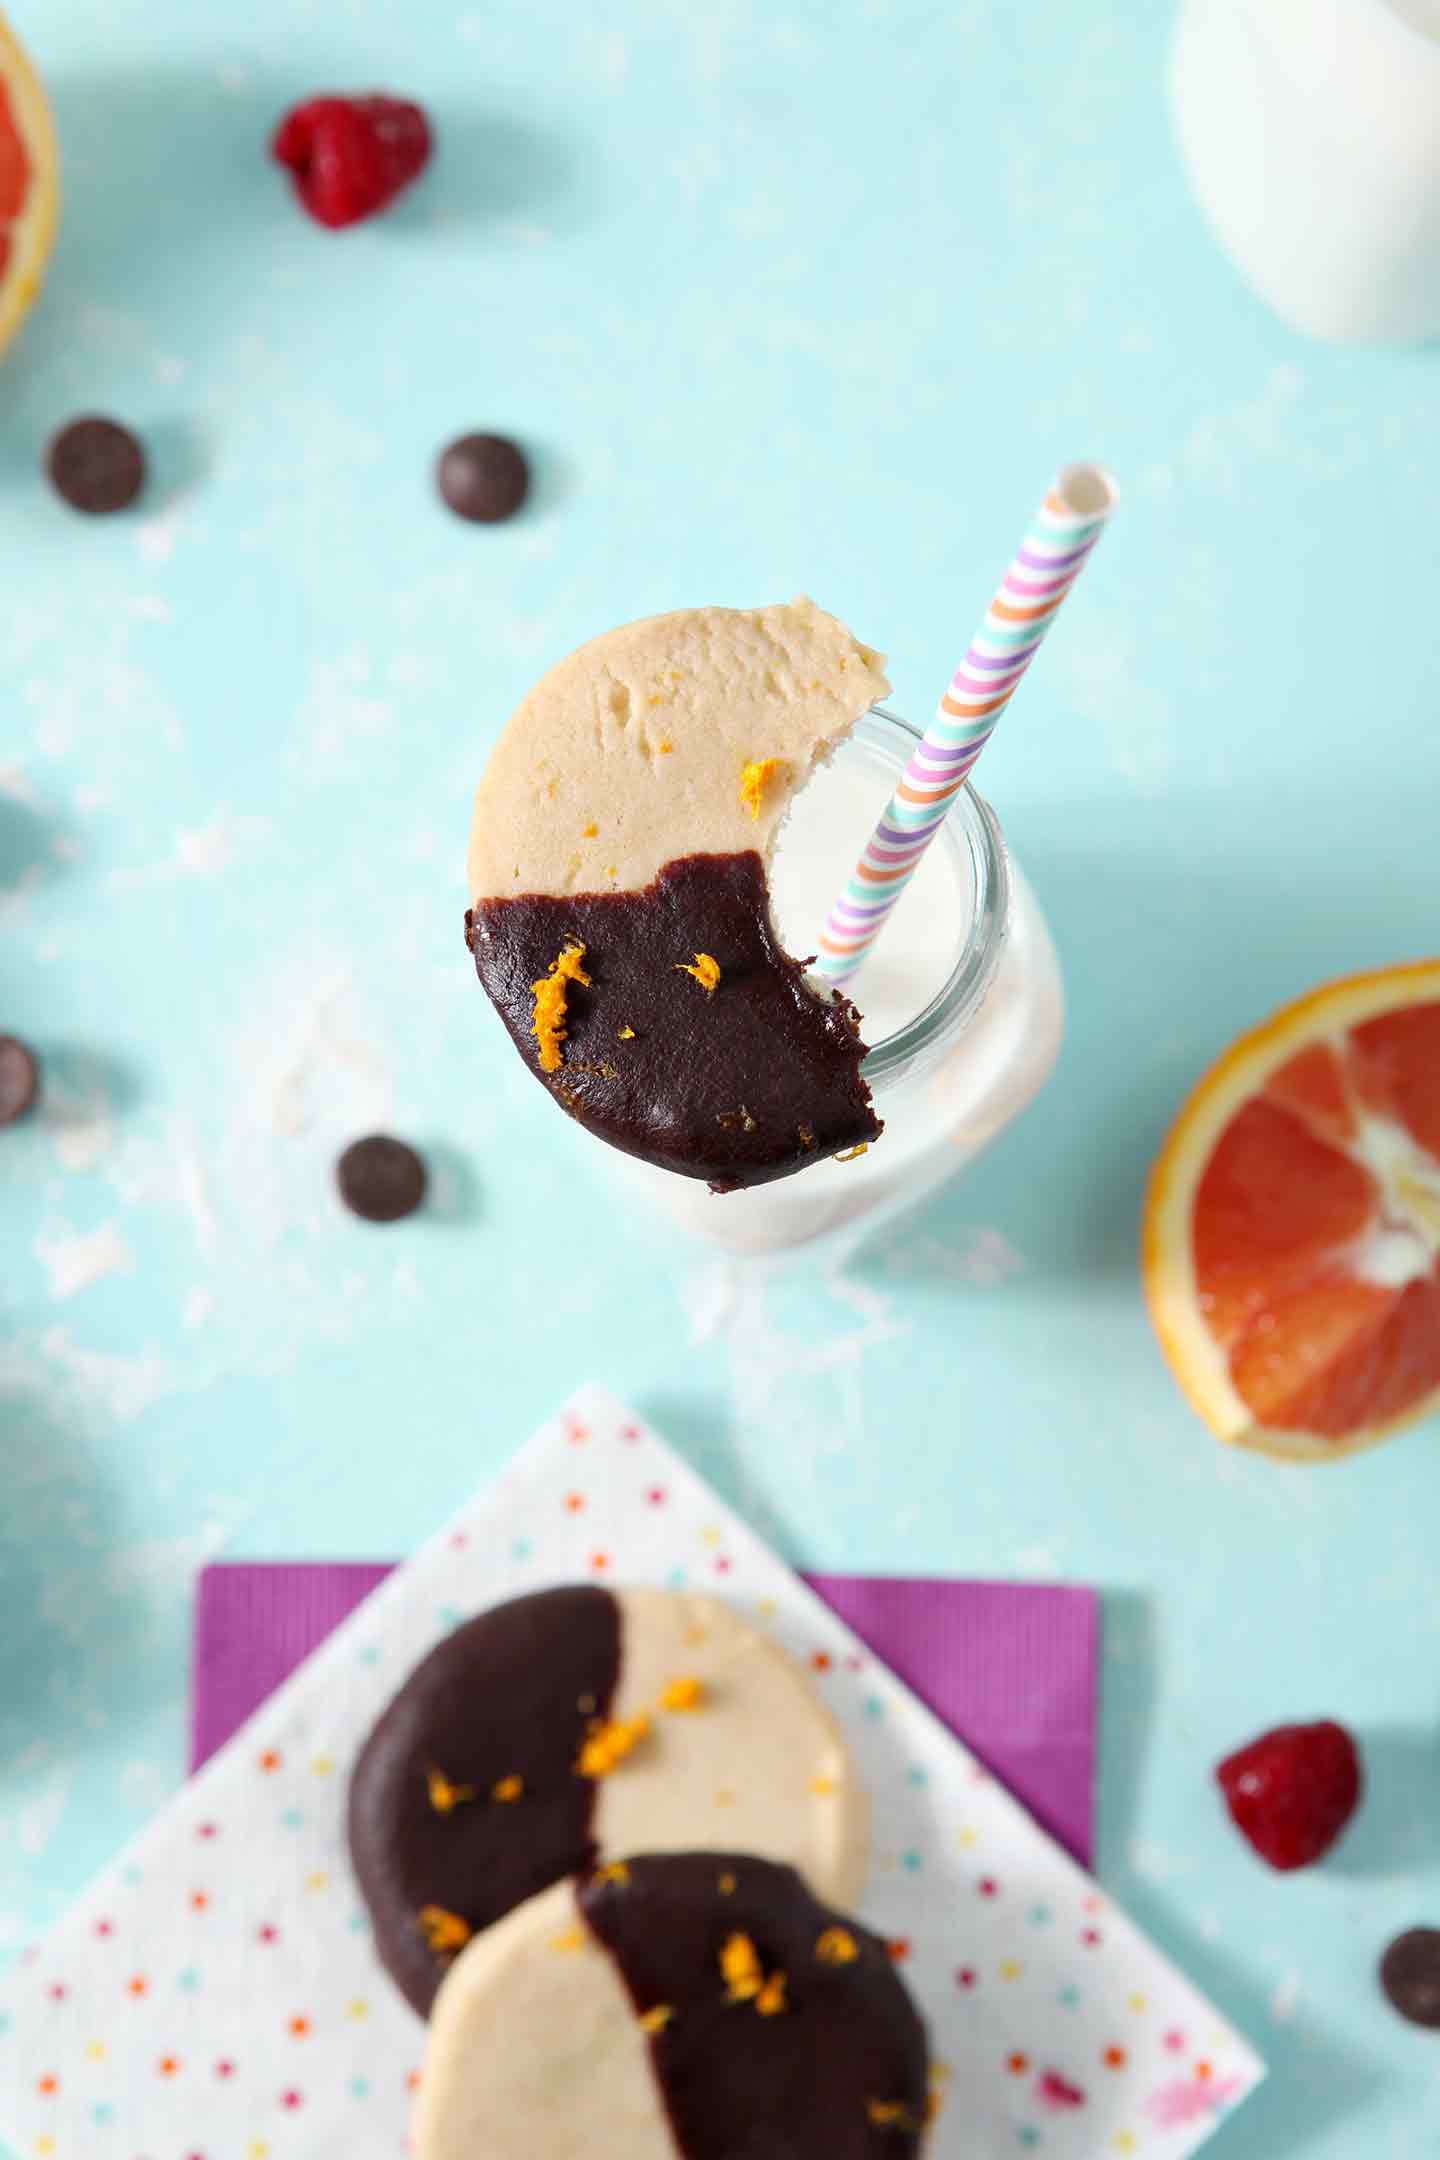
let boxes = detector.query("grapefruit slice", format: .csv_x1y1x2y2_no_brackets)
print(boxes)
1144,962,1440,1462
0,9,57,356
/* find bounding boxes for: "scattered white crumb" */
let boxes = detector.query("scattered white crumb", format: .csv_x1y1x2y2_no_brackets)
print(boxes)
170,1118,220,1259
289,651,392,776
137,507,185,564
682,1258,744,1345
109,1518,231,1596
1271,1972,1301,2024
39,1327,173,1422
183,1285,216,1330
175,812,250,875
120,1762,173,1812
17,1774,72,1859
46,1074,114,1173
32,700,72,760
109,810,269,890
1014,1543,1062,1579
35,1223,134,1301
872,1226,1026,1284
601,29,629,82
0,863,44,922
0,763,36,803
126,593,174,624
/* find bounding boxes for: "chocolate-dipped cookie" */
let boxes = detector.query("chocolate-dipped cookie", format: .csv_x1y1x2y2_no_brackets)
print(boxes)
415,1856,931,2159
349,1586,866,2017
465,600,889,1192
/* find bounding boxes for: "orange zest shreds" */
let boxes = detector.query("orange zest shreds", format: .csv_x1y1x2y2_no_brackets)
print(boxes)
720,1933,764,2003
755,1972,788,2017
491,1774,524,1803
739,757,786,819
798,1123,816,1150
426,1767,476,1815
815,1927,859,1965
593,1862,631,1889
659,1675,705,1712
582,822,598,837
577,1712,652,1779
551,1926,585,1953
834,1143,869,1162
717,1871,738,1896
675,952,721,994
809,1774,837,1796
658,738,674,753
639,2003,675,2034
866,2099,923,2131
618,1024,636,1041
417,1906,472,1956
531,943,591,1073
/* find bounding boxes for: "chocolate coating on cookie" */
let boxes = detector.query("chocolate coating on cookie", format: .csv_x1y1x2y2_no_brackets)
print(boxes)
349,1586,621,2017
580,1854,930,2156
468,851,881,1190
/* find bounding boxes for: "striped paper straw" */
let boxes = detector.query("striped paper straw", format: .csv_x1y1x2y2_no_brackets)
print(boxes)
815,462,1117,985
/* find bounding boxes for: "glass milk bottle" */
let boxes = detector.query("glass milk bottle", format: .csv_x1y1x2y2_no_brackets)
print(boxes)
1170,0,1440,342
613,707,1063,1259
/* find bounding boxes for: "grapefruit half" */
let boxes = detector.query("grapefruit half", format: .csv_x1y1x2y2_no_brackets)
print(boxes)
1145,963,1440,1462
0,10,57,356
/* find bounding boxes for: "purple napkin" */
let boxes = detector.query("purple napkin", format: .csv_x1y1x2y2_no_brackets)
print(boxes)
193,1565,1099,1865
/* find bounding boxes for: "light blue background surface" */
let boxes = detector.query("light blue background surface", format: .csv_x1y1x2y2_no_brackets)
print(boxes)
2,3,1438,2153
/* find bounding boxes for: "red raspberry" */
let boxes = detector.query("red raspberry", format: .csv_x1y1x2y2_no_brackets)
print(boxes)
1215,1720,1362,1871
271,95,432,229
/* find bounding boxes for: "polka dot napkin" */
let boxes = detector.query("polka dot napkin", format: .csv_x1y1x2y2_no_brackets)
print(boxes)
0,1386,1263,2156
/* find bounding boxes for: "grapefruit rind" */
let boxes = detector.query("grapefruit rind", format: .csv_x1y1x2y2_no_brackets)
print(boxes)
0,12,58,357
1143,960,1440,1464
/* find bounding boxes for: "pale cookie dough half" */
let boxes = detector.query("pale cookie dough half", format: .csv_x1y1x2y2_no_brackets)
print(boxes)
598,1587,866,1908
413,1877,666,2160
464,600,890,1190
415,1857,932,2160
468,599,889,902
349,1584,866,2017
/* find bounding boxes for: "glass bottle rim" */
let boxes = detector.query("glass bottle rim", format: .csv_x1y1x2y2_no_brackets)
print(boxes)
836,706,1013,1091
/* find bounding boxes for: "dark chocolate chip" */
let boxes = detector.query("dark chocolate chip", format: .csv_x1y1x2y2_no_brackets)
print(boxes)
336,1134,428,1222
436,433,530,523
46,417,147,514
0,1036,39,1125
1380,1928,1440,2028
